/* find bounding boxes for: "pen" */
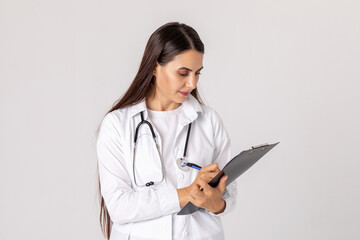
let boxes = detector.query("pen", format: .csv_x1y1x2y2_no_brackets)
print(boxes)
183,162,215,172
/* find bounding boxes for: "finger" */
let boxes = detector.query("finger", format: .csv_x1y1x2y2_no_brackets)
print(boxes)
201,163,220,173
191,182,201,192
217,174,228,194
188,195,201,208
200,181,212,192
197,178,213,194
191,182,205,197
195,188,205,197
188,195,198,205
198,179,208,192
198,171,219,183
189,194,196,202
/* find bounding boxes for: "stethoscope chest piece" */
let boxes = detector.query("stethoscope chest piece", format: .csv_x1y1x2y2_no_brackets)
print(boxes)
176,157,190,171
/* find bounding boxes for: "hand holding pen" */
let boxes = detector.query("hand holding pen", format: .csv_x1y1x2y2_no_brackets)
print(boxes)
176,163,228,214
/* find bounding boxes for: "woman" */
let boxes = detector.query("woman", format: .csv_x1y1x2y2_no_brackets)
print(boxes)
96,22,237,240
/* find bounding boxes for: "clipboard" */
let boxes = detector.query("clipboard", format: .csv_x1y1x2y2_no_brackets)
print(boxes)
177,142,280,215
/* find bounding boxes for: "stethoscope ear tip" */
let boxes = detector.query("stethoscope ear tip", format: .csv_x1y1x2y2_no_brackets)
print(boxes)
145,181,155,187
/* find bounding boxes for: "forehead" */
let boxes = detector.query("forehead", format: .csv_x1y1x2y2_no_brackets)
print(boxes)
166,49,204,69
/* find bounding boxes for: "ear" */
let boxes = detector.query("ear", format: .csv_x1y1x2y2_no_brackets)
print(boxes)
153,61,161,75
153,66,158,76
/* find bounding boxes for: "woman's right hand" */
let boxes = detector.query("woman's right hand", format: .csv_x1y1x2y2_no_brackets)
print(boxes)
190,163,221,190
177,163,222,208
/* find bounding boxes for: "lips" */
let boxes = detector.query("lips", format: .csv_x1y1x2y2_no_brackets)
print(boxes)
179,91,189,96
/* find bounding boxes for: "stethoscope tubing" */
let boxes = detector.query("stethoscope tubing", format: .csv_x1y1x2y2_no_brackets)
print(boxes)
134,111,157,144
133,110,201,187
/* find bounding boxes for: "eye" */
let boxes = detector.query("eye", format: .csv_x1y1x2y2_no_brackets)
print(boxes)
179,72,202,77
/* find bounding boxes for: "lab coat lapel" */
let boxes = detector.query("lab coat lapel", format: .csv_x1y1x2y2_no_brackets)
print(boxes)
129,94,203,127
175,94,203,140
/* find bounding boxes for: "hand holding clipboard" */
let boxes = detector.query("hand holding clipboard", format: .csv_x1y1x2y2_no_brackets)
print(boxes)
177,142,280,215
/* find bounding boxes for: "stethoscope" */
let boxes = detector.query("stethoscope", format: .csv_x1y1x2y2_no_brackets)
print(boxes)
133,111,201,187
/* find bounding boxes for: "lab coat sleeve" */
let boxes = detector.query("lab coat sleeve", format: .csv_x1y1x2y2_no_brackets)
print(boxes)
205,108,237,217
96,113,181,224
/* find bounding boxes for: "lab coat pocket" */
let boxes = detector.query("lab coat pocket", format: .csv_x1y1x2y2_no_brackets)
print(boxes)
111,222,133,240
129,214,171,239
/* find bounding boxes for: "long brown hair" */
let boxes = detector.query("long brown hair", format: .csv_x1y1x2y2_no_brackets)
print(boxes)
96,22,205,239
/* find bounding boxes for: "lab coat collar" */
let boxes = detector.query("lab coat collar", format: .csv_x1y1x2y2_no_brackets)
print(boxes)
128,93,203,125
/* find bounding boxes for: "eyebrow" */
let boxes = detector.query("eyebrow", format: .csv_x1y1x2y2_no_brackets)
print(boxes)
178,66,204,72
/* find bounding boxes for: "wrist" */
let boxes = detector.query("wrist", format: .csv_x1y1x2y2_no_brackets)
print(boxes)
212,199,226,214
177,187,190,208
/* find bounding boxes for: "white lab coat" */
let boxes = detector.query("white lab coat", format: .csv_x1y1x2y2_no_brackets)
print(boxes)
96,94,237,240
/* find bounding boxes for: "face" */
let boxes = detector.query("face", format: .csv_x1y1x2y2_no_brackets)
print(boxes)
151,49,204,107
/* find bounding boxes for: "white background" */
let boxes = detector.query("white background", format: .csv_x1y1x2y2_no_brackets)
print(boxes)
1,0,359,239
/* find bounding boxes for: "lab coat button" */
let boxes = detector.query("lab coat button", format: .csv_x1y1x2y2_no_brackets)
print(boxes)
184,231,188,236
174,146,179,152
178,174,184,179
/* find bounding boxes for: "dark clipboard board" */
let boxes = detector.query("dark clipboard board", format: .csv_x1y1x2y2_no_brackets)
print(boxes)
177,142,280,215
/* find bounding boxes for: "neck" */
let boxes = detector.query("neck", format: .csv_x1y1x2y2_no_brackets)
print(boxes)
146,89,181,111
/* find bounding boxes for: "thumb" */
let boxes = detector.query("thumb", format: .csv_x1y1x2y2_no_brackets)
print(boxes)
217,175,228,193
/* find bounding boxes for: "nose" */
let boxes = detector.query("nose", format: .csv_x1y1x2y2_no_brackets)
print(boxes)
186,74,197,89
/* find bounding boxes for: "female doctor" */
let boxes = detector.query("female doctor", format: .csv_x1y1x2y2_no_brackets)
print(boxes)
96,22,237,240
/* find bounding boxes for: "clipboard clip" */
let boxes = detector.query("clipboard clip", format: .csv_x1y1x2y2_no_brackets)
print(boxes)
250,143,269,154
249,143,269,154
251,143,269,150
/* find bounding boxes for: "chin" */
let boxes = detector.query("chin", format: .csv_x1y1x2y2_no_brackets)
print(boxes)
176,96,187,103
